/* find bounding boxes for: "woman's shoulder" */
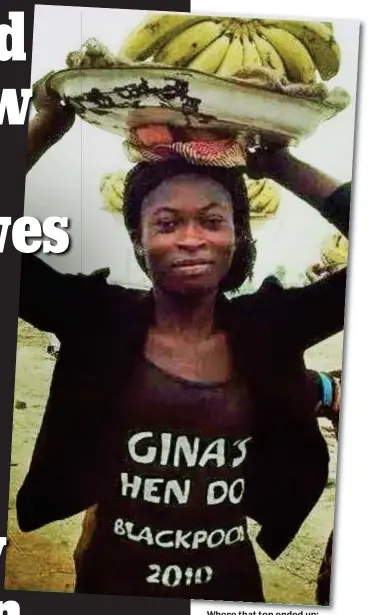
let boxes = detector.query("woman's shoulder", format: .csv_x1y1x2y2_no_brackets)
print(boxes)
227,276,288,330
229,275,286,308
73,268,151,325
93,274,149,305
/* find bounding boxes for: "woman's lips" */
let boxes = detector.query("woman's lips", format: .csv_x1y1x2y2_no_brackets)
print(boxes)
172,260,214,275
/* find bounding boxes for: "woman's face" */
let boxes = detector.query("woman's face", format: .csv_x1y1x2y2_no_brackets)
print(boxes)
139,174,236,295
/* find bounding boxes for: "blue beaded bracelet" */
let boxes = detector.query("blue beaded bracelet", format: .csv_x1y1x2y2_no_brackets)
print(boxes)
319,372,334,407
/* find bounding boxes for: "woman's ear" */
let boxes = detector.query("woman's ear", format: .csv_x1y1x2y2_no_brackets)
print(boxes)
135,244,144,257
132,238,148,276
130,229,143,255
132,238,145,259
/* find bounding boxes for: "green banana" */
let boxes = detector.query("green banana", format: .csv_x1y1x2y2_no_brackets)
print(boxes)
258,24,316,84
251,23,286,77
100,172,125,213
154,19,226,67
241,24,263,69
246,178,266,200
262,19,340,80
216,24,244,77
117,13,210,61
188,31,232,73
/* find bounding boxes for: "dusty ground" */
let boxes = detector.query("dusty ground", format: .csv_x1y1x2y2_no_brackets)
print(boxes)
4,320,343,604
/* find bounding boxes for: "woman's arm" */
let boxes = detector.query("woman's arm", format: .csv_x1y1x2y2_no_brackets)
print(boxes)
284,183,349,348
262,149,340,207
247,147,350,349
247,147,349,238
28,72,75,171
20,75,79,335
307,369,341,437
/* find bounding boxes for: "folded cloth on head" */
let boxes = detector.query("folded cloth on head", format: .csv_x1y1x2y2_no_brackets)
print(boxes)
122,124,247,167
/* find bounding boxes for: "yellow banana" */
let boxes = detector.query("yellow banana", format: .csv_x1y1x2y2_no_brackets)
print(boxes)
250,23,286,77
258,24,316,84
188,31,231,73
100,172,125,213
216,25,244,77
250,180,279,214
251,187,271,213
101,185,123,213
241,24,263,70
117,13,210,61
262,193,279,215
246,178,266,201
154,19,226,67
100,171,126,193
321,231,348,267
262,19,340,80
100,172,112,197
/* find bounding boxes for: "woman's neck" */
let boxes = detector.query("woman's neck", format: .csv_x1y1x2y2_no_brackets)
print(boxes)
152,288,219,341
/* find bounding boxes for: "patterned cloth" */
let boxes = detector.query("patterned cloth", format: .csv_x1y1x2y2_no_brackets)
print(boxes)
122,125,248,167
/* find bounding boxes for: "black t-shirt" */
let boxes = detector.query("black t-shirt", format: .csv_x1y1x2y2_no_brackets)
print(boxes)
75,357,264,600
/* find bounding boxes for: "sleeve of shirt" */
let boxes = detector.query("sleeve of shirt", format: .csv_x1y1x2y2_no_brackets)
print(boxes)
18,253,96,338
278,182,351,350
244,410,329,560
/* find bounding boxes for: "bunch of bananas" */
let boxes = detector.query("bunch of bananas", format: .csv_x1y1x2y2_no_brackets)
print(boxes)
246,177,280,217
99,170,280,220
118,13,341,85
320,231,348,269
100,170,126,214
305,230,348,283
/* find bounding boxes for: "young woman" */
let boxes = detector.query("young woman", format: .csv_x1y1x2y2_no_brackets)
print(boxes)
17,80,350,601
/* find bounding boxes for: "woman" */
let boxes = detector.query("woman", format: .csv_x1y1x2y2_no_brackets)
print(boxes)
17,79,350,601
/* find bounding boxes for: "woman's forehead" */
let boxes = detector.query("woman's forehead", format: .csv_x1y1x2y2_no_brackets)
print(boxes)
142,174,233,210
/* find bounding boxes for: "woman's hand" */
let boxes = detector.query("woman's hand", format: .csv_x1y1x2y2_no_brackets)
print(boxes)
312,369,341,439
32,71,75,137
246,144,343,233
245,144,289,180
305,263,330,284
28,71,76,171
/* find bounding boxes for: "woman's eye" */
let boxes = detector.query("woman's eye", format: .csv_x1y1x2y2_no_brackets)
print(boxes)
156,219,177,232
202,216,224,229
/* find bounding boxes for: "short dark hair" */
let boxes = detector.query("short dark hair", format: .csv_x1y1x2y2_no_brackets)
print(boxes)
122,159,257,293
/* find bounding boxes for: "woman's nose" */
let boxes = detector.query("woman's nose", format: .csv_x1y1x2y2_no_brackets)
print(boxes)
176,222,206,249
